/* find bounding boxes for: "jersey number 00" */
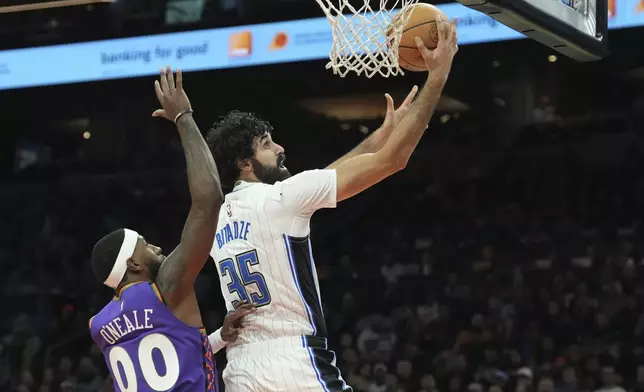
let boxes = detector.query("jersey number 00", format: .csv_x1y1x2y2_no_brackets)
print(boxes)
108,333,180,391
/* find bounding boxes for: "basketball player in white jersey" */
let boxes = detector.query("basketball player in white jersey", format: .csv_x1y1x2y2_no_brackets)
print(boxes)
205,16,458,391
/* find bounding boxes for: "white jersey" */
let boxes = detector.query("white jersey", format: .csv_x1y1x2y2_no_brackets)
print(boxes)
210,169,337,348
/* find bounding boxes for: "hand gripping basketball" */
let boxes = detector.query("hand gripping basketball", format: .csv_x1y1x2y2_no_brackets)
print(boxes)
152,66,193,123
414,15,458,78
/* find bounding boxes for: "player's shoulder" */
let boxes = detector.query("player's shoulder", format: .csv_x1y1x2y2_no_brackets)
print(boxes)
272,169,335,193
90,282,165,330
89,300,115,331
281,169,335,184
89,314,97,330
226,181,272,201
119,281,155,297
120,281,166,307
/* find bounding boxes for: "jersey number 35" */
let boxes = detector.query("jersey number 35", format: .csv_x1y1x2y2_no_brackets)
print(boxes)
218,249,271,308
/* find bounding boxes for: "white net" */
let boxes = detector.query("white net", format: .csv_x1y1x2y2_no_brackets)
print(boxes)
315,0,420,78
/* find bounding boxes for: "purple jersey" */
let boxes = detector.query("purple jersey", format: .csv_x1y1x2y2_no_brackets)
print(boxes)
89,282,217,392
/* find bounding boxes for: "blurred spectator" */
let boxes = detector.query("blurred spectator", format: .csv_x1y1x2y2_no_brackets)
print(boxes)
2,115,644,392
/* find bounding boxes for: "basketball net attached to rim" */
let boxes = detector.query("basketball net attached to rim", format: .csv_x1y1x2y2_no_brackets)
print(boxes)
315,0,419,78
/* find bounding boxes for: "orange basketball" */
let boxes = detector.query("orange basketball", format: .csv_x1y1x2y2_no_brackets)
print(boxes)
394,3,445,72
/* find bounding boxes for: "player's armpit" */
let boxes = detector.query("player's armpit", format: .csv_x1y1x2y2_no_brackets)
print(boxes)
334,151,402,202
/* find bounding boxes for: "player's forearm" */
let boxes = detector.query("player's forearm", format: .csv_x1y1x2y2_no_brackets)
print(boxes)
378,74,447,169
176,113,223,206
326,129,385,170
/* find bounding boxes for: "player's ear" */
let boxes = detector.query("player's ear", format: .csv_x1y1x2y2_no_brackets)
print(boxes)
237,158,252,173
127,258,142,272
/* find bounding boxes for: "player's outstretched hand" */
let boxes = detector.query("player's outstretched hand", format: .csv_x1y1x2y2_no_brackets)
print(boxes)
415,14,458,80
221,301,257,342
382,85,419,130
152,66,193,123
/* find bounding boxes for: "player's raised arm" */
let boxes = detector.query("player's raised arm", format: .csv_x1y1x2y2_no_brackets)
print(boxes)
334,15,458,202
152,67,224,308
325,85,418,170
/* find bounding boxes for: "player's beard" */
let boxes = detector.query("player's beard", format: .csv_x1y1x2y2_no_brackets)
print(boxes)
251,157,291,185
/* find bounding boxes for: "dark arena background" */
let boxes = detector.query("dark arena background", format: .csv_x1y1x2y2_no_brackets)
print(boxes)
2,0,644,391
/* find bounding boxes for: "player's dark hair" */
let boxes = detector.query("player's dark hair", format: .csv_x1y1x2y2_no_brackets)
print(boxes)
91,229,125,284
205,110,274,189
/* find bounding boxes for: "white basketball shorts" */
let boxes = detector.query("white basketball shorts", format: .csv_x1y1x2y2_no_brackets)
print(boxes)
223,336,352,392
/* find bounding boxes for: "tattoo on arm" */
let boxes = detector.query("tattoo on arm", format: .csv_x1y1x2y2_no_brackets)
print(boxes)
156,114,223,306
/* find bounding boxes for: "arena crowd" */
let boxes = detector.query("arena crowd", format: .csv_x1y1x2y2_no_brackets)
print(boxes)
1,114,644,392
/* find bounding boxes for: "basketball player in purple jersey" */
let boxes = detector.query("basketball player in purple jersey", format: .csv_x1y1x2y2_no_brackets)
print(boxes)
88,67,255,392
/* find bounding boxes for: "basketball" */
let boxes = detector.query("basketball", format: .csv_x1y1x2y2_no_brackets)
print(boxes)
395,3,446,72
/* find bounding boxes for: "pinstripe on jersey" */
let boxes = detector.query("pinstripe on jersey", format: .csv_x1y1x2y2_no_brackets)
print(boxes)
209,169,350,391
210,170,337,346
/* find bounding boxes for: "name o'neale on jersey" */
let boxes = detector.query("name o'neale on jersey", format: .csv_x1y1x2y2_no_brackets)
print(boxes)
216,220,251,249
99,309,154,345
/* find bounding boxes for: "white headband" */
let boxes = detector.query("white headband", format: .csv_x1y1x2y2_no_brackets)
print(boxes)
104,228,139,289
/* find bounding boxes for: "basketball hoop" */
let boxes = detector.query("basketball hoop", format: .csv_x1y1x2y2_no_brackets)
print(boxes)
315,0,419,78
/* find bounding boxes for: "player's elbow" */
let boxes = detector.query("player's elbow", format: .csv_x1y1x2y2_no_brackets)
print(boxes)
377,154,407,175
192,188,224,213
374,147,408,174
390,156,408,173
188,203,221,228
212,185,224,205
192,179,224,207
367,160,405,186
